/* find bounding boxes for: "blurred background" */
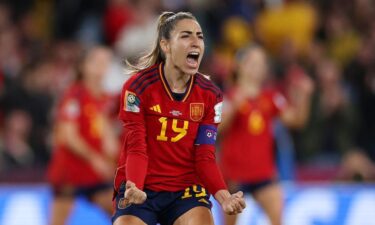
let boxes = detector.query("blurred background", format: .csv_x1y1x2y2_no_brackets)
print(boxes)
0,0,375,224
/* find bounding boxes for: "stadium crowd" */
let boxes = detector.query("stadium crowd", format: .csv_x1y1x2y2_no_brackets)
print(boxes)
0,0,375,184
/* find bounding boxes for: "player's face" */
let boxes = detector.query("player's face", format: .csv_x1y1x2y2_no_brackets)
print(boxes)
165,19,204,75
82,48,112,84
239,48,268,84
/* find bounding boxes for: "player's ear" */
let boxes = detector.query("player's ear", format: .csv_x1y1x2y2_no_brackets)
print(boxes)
160,39,170,55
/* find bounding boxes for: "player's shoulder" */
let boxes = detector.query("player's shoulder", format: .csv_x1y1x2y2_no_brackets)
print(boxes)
262,86,288,108
262,85,284,99
58,83,83,113
194,73,223,99
62,83,84,101
123,64,159,95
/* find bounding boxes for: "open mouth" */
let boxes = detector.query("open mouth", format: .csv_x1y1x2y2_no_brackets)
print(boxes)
186,52,200,68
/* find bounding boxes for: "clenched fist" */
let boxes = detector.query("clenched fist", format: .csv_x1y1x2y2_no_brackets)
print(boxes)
215,190,246,215
124,181,147,204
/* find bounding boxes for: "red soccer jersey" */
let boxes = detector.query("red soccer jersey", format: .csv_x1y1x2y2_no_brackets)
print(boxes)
220,88,287,182
48,83,111,187
114,63,226,194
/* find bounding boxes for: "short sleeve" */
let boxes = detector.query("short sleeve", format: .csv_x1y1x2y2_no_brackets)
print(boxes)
201,92,223,125
59,97,81,122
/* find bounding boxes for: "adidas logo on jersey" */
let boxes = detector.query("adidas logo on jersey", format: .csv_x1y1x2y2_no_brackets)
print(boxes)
150,104,161,113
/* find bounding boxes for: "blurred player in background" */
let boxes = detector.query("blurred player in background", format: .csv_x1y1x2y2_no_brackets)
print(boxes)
219,45,313,225
47,47,120,225
112,11,246,225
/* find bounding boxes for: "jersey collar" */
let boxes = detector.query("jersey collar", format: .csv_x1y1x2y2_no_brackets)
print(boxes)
158,63,194,102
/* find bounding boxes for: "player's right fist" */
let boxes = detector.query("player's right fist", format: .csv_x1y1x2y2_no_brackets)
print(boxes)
124,180,147,204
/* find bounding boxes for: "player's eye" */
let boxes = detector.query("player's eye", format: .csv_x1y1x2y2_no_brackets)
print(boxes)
181,35,189,38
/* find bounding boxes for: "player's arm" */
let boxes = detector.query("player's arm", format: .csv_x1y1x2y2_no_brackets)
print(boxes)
280,100,310,129
194,94,245,214
57,121,100,160
194,133,246,215
118,82,148,191
218,89,247,136
280,75,314,129
56,100,113,179
101,116,120,162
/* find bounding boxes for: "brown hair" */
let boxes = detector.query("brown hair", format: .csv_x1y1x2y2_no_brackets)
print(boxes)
126,11,197,74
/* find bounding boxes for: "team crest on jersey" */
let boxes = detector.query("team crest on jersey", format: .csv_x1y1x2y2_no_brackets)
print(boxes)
190,103,204,121
124,90,140,113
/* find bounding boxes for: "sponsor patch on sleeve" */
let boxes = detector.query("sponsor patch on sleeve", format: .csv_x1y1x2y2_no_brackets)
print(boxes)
124,90,140,113
213,102,223,123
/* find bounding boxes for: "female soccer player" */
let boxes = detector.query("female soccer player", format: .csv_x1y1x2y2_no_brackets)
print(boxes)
219,45,313,225
48,47,119,225
112,12,246,225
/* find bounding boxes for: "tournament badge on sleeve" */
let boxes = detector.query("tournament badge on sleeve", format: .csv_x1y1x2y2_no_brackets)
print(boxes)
190,103,204,121
124,90,140,113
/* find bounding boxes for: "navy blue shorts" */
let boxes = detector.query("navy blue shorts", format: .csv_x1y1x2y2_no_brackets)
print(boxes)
52,182,112,200
240,179,274,194
112,183,212,225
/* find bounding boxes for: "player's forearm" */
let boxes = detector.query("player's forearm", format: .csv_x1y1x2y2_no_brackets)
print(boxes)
101,119,120,161
195,145,227,195
214,189,232,205
218,110,235,136
282,95,311,129
126,153,148,190
196,160,227,196
295,98,311,127
123,120,148,190
218,107,236,135
59,123,98,162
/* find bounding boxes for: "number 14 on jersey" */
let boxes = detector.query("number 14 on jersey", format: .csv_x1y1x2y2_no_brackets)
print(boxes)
157,117,189,142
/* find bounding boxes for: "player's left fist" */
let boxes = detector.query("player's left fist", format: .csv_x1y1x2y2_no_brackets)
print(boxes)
124,180,147,204
221,191,246,215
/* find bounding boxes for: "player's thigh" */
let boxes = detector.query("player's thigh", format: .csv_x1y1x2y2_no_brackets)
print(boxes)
252,182,283,210
90,187,113,214
173,206,214,225
252,183,283,224
49,195,75,225
113,215,147,225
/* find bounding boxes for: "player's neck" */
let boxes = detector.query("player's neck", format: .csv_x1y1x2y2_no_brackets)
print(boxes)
239,82,261,98
163,61,191,93
84,79,102,97
238,74,263,97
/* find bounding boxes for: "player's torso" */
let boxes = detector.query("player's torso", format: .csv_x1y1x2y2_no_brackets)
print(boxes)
220,90,277,181
142,78,208,175
60,85,108,150
236,92,275,137
121,63,222,190
77,94,107,148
